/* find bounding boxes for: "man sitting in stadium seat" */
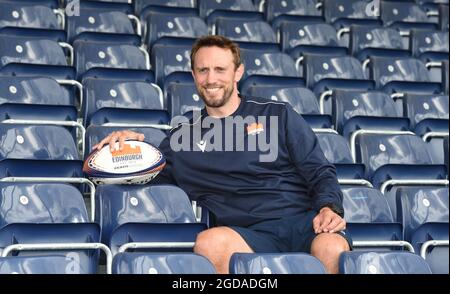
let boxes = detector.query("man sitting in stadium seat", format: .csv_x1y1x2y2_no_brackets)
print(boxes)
94,35,351,274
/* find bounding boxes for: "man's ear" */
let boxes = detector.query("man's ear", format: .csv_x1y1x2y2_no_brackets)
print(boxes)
234,63,245,82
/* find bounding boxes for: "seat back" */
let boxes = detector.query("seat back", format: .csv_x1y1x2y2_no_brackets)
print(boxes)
0,182,89,227
0,2,60,30
67,8,135,42
0,255,89,274
216,19,276,43
82,78,163,126
112,252,216,274
96,184,197,244
229,252,326,274
339,251,432,274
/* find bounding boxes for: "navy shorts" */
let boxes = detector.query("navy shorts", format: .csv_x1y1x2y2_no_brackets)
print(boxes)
229,210,352,253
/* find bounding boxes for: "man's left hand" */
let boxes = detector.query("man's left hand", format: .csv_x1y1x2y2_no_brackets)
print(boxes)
313,207,346,234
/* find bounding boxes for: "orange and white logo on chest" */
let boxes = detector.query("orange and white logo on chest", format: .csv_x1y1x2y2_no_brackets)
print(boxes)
246,123,264,136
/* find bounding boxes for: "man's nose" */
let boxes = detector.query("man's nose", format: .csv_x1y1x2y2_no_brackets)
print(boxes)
206,71,217,84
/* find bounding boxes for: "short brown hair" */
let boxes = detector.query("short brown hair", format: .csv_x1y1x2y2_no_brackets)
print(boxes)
190,35,241,70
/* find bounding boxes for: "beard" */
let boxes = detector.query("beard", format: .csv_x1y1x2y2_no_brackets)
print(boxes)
197,83,234,108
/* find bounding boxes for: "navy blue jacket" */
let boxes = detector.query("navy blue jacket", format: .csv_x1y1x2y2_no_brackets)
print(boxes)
155,95,343,227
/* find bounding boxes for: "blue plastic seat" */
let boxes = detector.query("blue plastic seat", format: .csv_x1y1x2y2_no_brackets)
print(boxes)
134,0,196,15
353,132,447,190
96,185,206,254
264,0,321,23
316,131,366,180
410,30,449,62
0,124,83,179
229,253,327,274
339,251,432,274
0,223,101,274
151,41,193,87
82,77,164,127
241,49,299,80
66,7,137,43
328,89,407,140
0,2,61,30
403,94,449,156
144,12,207,48
198,0,256,19
396,186,449,273
0,182,100,274
0,76,77,123
349,25,410,67
0,34,68,68
280,22,346,63
303,53,374,98
368,56,441,94
323,0,382,28
216,19,276,43
381,1,438,32
0,182,88,226
112,253,216,274
73,39,149,79
0,255,90,274
342,186,405,251
166,81,205,119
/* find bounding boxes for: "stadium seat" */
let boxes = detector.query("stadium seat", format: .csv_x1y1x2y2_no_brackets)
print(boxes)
0,182,89,226
82,77,164,127
0,2,61,30
328,89,408,140
112,253,216,274
0,124,87,196
264,0,322,24
280,22,347,74
215,19,276,43
349,25,410,70
410,29,449,82
352,131,448,191
381,1,438,33
151,40,193,87
240,49,299,80
96,184,206,254
229,253,327,274
134,0,196,15
73,39,149,79
316,131,367,181
66,7,138,43
396,186,449,273
0,223,103,274
0,255,89,274
342,186,407,251
339,251,432,274
144,11,207,48
303,53,374,100
323,0,382,28
368,56,442,94
0,76,78,123
198,0,256,19
0,182,102,274
0,34,69,68
166,80,205,119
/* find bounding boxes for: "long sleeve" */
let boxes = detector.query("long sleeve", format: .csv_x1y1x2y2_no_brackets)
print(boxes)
284,104,344,215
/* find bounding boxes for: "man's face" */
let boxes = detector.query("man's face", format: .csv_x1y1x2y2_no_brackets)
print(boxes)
192,46,243,108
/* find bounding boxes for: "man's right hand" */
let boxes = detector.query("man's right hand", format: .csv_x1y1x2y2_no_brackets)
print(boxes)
92,130,145,152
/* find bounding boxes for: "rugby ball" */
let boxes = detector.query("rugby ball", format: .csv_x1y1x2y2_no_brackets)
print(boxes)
83,141,165,185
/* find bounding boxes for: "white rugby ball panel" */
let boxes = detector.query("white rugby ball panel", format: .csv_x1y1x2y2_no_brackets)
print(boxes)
83,141,165,185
